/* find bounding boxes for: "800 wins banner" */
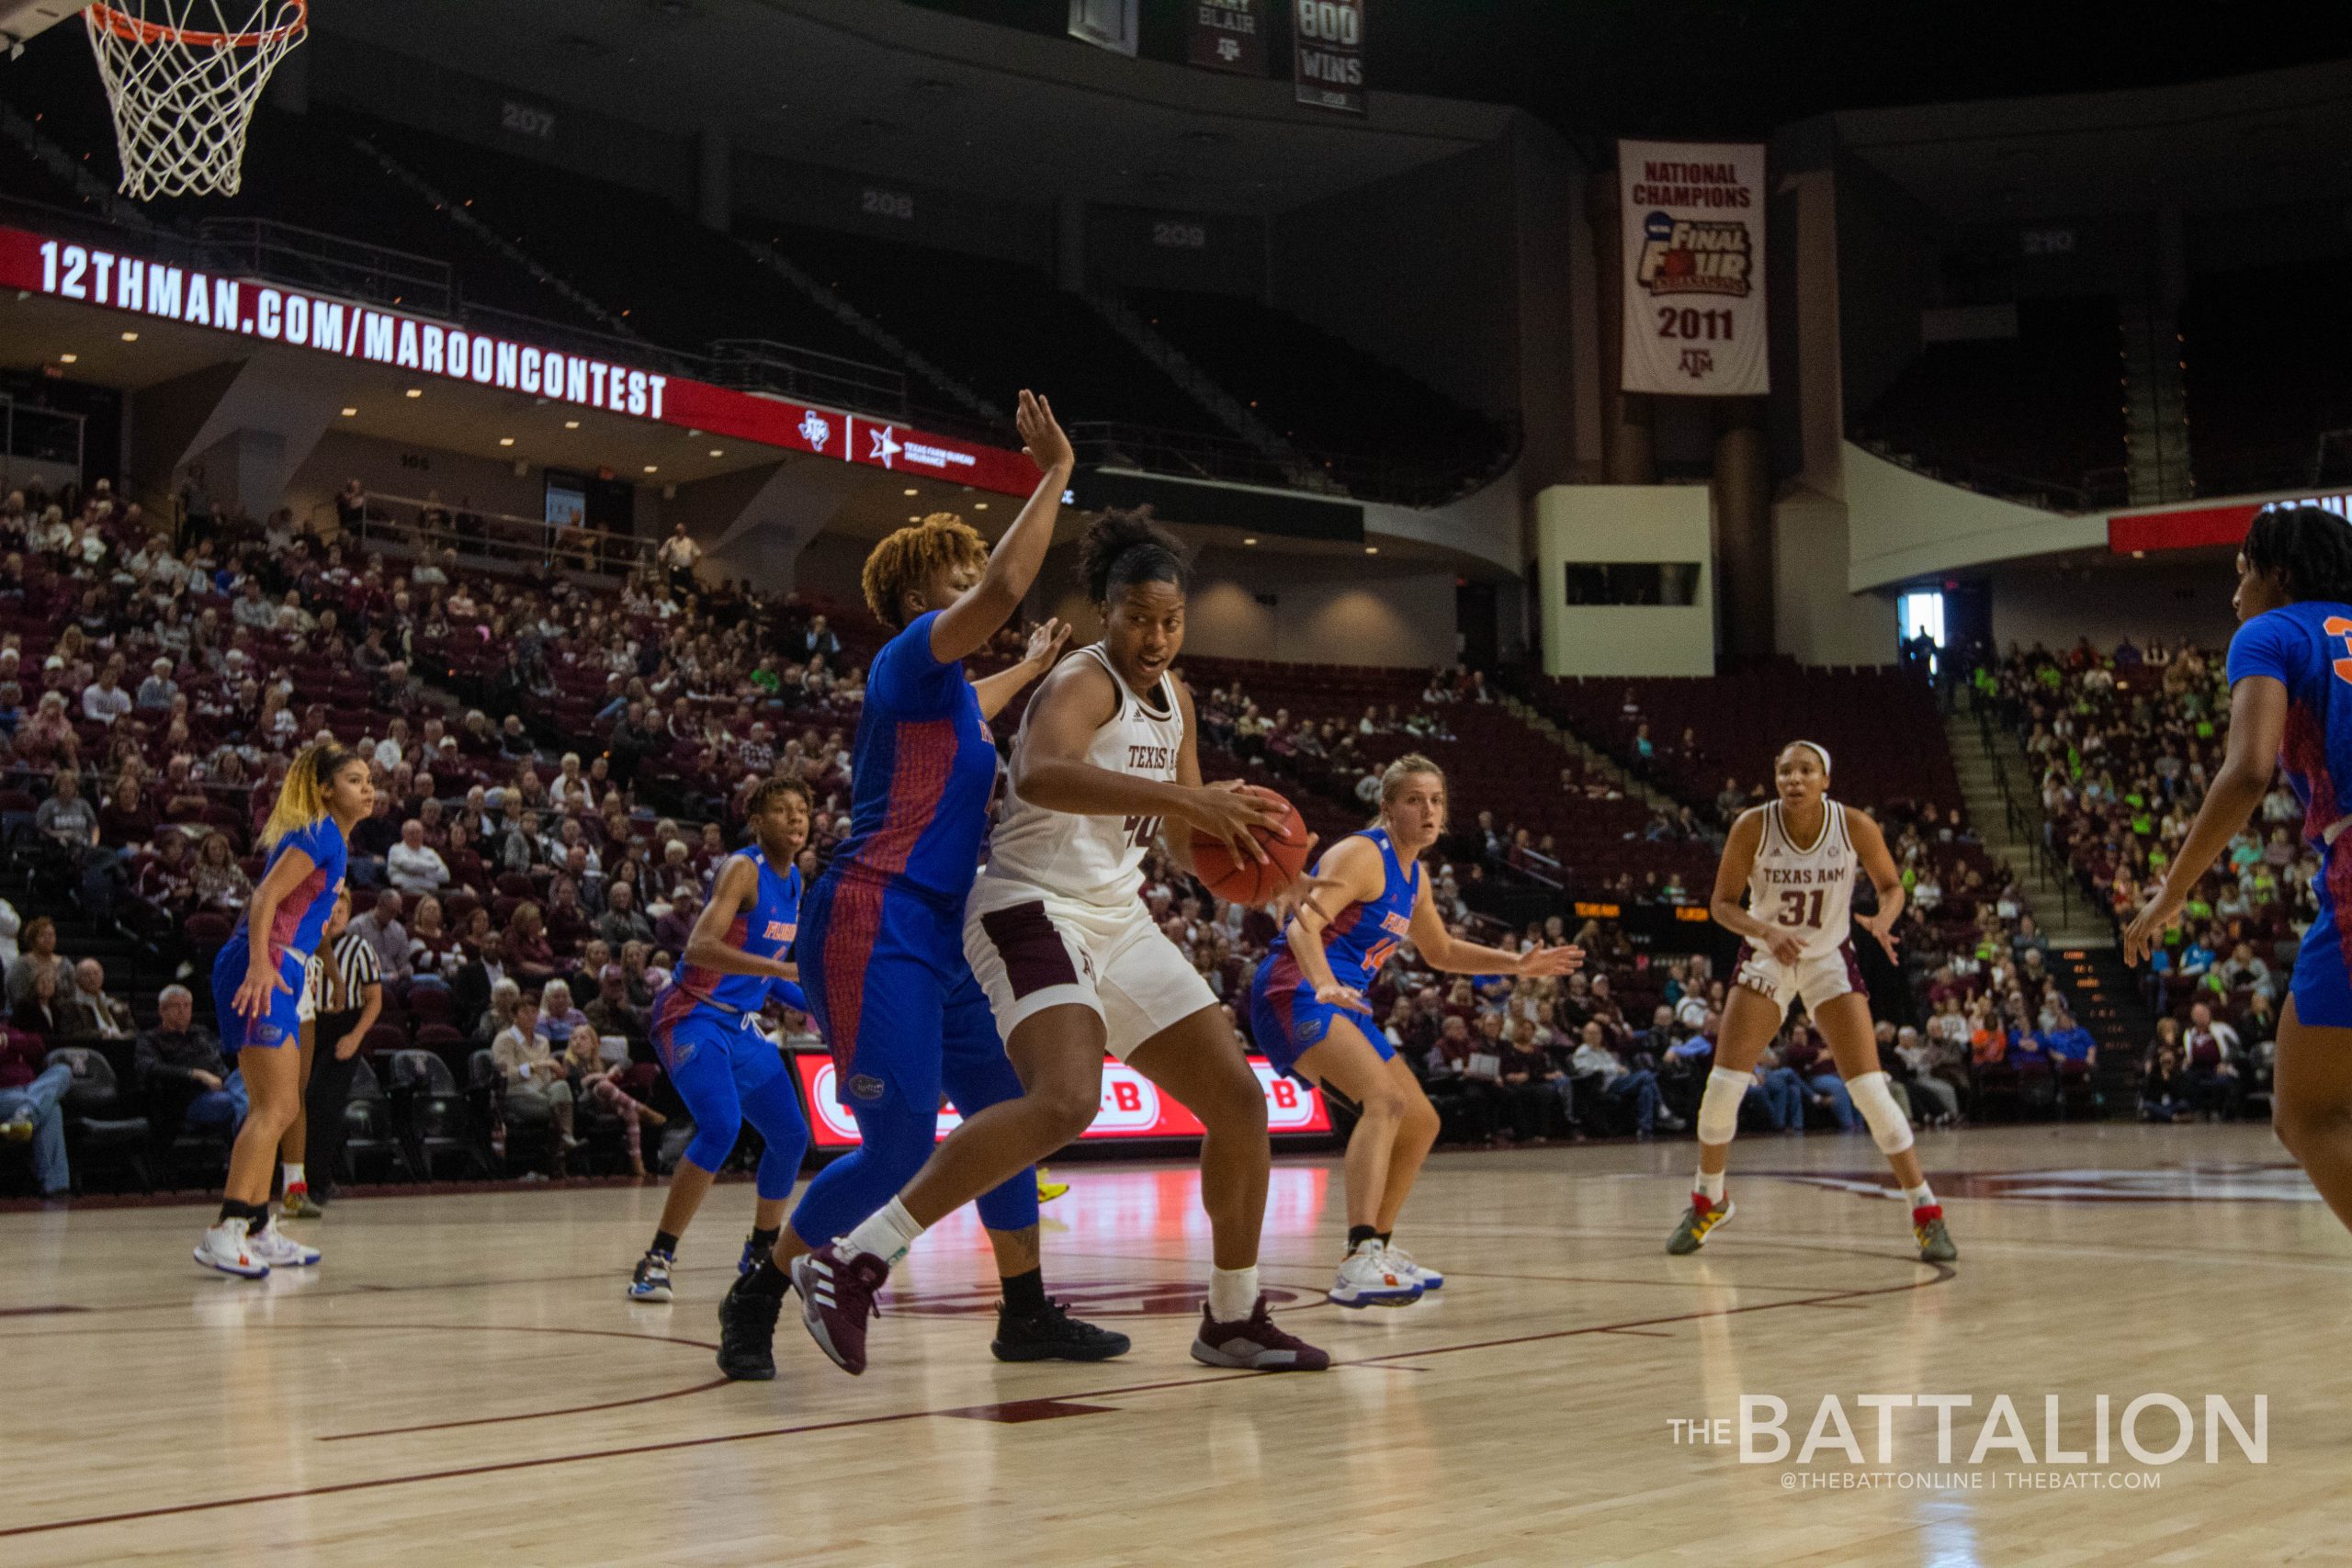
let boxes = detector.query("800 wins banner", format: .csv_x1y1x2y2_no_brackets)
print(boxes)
1618,139,1768,396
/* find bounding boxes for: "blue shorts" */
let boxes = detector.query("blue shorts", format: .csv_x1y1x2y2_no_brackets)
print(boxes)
1248,951,1392,1084
802,874,1011,1112
2293,849,2352,1029
210,938,307,1053
654,1008,787,1124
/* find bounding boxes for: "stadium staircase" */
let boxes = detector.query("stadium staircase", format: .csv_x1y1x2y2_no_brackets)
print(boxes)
1080,288,1323,489
2054,944,2153,1114
1943,708,2108,948
2119,297,2194,506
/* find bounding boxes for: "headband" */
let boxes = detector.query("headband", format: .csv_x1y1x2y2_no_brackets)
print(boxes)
1788,740,1832,774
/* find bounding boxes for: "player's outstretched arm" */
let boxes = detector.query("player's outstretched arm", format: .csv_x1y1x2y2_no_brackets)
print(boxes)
679,855,792,981
2125,673,2286,964
929,390,1071,667
1275,835,1385,1012
1405,881,1579,978
971,616,1072,721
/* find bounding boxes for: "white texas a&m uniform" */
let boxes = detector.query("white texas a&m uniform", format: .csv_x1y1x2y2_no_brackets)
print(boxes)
1733,798,1867,1014
966,644,1218,1058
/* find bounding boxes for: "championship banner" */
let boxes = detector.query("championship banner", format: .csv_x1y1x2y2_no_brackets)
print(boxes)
794,1053,1331,1150
1067,0,1138,56
1188,0,1266,75
1618,139,1768,395
1292,0,1364,114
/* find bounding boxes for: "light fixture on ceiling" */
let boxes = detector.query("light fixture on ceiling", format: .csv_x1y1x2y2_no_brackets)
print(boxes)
339,406,356,416
405,388,422,399
1364,546,1378,555
119,330,138,342
902,488,918,496
643,464,658,474
498,436,515,446
58,353,77,364
563,419,581,429
708,448,723,457
1243,537,1258,546
973,502,988,510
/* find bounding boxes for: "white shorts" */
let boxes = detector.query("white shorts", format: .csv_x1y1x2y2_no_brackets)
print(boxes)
297,956,321,1025
1734,941,1865,1016
965,875,1218,1061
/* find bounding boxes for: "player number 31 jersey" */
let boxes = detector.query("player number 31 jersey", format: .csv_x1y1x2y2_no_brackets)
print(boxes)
1745,799,1858,963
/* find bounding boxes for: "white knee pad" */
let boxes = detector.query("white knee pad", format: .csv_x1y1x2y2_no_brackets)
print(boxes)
1847,1070,1914,1156
1697,1066,1748,1145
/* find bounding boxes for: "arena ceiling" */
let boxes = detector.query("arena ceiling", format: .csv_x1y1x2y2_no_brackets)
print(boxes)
304,0,1516,217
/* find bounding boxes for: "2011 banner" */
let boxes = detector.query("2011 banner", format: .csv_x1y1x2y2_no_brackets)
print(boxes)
1189,0,1266,75
1292,0,1364,114
1618,139,1769,396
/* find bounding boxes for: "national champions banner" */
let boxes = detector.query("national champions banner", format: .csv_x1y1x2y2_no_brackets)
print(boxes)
1618,139,1768,395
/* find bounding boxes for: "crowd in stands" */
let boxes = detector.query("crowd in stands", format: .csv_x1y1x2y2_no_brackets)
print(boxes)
1984,636,2293,1119
0,461,2208,1197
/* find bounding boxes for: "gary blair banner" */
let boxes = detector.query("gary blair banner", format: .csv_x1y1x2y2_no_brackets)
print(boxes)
1293,0,1364,113
1189,0,1266,74
1618,140,1768,396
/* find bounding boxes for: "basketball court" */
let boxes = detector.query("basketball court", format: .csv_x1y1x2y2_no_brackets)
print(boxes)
4,1126,2343,1564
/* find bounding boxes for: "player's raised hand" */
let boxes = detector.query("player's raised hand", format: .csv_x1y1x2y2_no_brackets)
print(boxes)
1023,616,1072,669
1016,389,1073,473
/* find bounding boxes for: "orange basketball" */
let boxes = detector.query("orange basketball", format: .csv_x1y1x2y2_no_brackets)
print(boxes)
1189,785,1308,907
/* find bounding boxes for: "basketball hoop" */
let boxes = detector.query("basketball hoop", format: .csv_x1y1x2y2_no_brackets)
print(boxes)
82,0,307,199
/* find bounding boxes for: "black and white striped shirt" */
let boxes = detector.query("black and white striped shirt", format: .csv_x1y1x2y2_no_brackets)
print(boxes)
309,932,382,1016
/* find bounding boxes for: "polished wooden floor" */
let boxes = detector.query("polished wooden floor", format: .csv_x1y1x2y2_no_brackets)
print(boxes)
5,1124,2350,1566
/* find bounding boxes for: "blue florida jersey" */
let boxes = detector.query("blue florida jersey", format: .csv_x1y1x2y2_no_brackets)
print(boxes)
1270,828,1422,987
827,608,1000,906
652,849,800,1028
237,816,348,966
2228,601,2352,848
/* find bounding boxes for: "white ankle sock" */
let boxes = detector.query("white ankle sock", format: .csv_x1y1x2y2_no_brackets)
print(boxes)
1905,1182,1935,1211
1695,1168,1725,1203
842,1197,924,1266
281,1162,304,1190
1207,1265,1259,1323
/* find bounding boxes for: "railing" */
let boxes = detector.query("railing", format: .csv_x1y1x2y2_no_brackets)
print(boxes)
1972,704,2079,924
194,217,456,317
1849,434,2130,514
305,491,644,583
1069,418,1521,510
0,397,85,484
708,338,907,422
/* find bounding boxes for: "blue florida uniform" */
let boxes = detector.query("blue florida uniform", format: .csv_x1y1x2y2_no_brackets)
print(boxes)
786,609,1037,1246
210,817,346,1051
2229,601,2352,1026
1250,828,1422,1080
649,848,811,1191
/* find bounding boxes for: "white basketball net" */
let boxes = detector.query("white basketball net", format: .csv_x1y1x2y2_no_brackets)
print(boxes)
83,0,308,200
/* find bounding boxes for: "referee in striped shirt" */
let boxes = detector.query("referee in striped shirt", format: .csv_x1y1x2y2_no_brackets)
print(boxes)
303,891,383,1211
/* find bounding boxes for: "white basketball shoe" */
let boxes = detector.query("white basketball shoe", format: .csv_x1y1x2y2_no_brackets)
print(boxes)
193,1221,269,1279
1329,1238,1422,1308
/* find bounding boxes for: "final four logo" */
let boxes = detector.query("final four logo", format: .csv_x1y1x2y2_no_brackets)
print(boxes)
1635,211,1752,298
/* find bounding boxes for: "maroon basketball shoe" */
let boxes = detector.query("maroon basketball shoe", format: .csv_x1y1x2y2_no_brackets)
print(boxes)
790,1243,890,1375
1190,1296,1330,1371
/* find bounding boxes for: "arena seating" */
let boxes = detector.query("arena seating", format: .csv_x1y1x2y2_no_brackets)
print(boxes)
1849,295,2125,505
2180,265,2352,498
1126,288,1512,505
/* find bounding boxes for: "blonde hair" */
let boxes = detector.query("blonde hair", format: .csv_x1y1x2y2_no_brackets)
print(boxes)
260,742,357,850
1374,753,1447,828
861,513,987,629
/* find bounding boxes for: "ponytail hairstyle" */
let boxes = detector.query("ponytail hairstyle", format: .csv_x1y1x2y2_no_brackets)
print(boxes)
260,741,360,849
1077,507,1188,606
2241,503,2352,604
1374,752,1447,831
861,513,988,630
